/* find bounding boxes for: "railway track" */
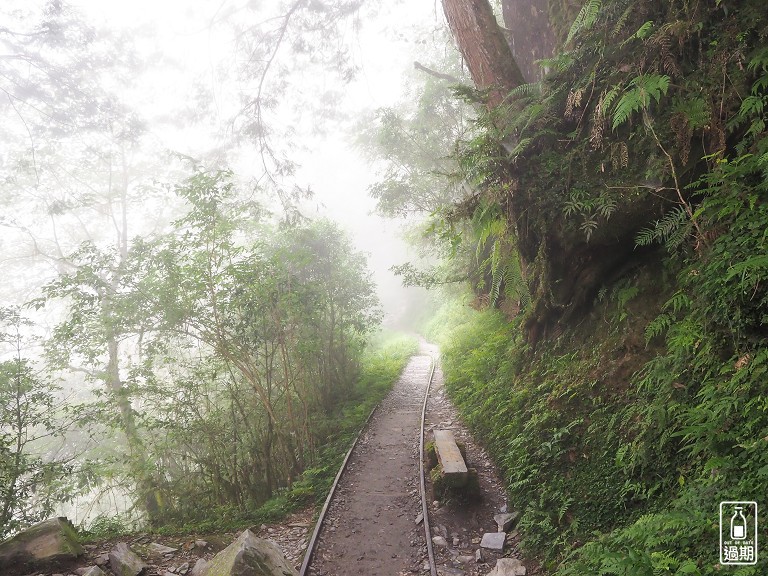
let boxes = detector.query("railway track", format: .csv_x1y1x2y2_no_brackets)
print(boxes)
299,349,439,576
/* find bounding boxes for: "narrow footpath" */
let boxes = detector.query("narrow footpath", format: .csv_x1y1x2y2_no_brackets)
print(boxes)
308,347,433,575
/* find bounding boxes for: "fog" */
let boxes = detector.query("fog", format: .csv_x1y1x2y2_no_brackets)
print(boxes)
16,0,444,328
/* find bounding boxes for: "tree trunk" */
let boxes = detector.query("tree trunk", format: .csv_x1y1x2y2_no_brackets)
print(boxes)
441,0,525,107
500,0,557,83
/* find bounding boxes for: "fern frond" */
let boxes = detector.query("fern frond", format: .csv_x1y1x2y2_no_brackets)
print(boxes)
635,206,688,248
612,74,670,130
507,82,542,99
566,0,602,46
611,5,635,38
645,313,672,342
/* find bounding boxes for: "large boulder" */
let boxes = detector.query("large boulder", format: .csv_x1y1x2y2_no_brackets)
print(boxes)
0,517,84,573
201,529,297,576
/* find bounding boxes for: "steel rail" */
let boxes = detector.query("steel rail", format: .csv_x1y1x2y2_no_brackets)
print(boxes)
420,354,438,576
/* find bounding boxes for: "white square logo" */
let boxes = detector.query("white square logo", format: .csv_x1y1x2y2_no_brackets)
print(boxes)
720,501,758,565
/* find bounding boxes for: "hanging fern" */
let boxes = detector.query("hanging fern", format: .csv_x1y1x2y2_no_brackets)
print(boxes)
635,206,689,249
507,82,542,99
566,0,603,46
612,74,670,130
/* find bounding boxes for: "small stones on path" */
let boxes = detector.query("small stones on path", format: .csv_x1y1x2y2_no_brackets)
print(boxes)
488,557,527,576
479,532,506,551
432,535,449,547
494,512,519,533
149,542,179,555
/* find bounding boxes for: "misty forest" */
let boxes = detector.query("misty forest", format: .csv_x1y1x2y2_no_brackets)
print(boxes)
1,0,767,575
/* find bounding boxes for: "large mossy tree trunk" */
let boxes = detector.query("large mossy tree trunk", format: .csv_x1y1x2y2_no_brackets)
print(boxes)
442,0,665,342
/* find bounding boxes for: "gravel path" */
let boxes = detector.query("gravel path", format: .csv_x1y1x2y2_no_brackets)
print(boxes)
308,347,433,576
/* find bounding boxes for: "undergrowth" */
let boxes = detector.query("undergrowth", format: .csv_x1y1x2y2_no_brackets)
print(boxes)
84,333,418,538
428,1,768,572
433,163,768,573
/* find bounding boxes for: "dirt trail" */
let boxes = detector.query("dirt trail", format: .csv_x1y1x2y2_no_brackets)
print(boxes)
308,346,433,576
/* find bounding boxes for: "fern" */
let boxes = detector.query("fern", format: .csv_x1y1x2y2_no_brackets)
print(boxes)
612,74,670,130
566,0,602,46
635,206,689,249
507,82,542,99
611,4,635,38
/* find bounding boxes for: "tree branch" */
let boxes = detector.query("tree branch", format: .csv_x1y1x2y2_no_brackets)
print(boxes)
413,61,460,83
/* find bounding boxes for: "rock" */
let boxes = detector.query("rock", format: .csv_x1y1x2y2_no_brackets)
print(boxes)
194,540,208,549
0,517,84,573
457,555,475,564
81,567,107,576
488,557,526,576
178,561,190,574
199,529,297,576
432,536,449,548
190,558,208,576
494,512,519,533
479,532,505,551
149,542,179,555
452,536,460,546
437,567,465,576
475,548,483,563
95,553,110,565
109,542,147,576
414,513,424,525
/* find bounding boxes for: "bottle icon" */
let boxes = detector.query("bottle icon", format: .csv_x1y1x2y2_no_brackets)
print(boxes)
731,506,747,540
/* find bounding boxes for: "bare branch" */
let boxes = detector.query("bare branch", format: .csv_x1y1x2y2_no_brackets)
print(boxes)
414,61,460,83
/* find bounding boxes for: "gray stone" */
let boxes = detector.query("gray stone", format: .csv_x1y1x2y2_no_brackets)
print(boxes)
189,558,208,576
457,555,475,564
414,513,424,525
0,516,84,573
487,557,526,576
437,567,465,576
178,561,190,574
432,536,449,548
95,552,110,565
194,539,208,549
75,568,104,576
479,532,505,551
199,529,297,576
494,512,519,533
149,542,178,555
475,548,483,563
109,542,147,576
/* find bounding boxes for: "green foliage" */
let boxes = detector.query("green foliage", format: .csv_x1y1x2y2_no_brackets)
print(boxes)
421,0,768,573
635,206,691,250
149,333,417,533
566,0,603,47
0,308,76,538
83,514,133,540
611,74,670,130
